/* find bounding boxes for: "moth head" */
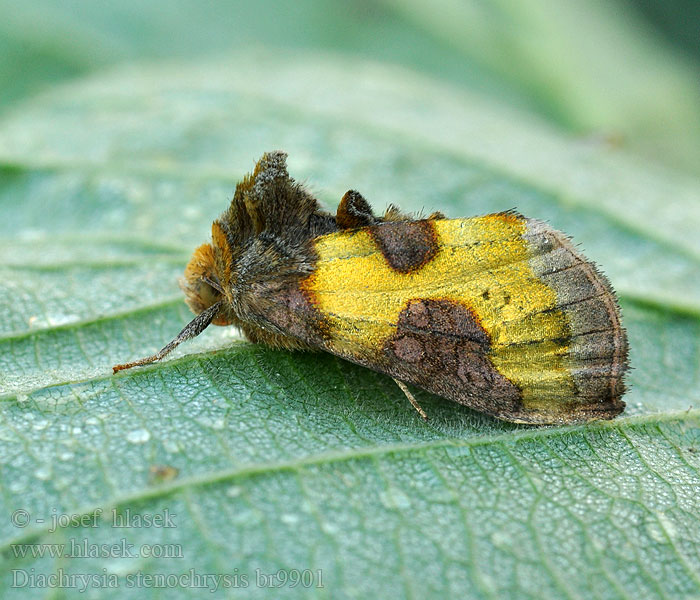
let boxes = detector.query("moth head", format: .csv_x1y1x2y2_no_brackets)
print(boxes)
181,241,233,326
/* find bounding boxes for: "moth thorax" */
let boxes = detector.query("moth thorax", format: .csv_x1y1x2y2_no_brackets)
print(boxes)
181,243,233,326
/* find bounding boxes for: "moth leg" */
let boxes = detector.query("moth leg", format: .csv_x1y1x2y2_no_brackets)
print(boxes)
392,378,428,420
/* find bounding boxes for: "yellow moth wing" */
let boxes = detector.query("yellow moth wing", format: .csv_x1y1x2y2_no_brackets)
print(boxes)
295,214,626,424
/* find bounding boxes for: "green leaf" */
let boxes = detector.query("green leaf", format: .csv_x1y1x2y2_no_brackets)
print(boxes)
0,51,699,599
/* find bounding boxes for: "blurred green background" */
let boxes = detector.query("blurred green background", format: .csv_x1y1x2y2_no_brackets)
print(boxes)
2,0,699,175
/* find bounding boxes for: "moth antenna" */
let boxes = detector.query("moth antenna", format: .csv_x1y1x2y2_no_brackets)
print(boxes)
393,378,428,420
201,275,224,294
113,301,223,373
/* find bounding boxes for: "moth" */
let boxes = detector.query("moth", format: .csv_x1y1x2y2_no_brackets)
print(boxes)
114,151,628,424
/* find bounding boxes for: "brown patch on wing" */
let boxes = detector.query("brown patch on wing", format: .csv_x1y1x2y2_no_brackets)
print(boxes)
369,220,438,273
384,299,522,417
262,278,332,349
